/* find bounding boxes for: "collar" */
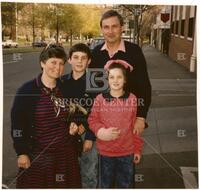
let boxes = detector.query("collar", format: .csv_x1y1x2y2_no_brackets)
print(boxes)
68,72,86,81
102,91,130,102
36,73,62,92
36,73,45,89
101,39,126,57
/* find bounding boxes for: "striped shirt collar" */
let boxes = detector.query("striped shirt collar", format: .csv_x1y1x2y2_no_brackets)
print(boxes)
36,73,61,91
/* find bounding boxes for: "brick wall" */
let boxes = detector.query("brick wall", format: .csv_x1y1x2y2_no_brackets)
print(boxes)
168,35,193,69
168,6,195,70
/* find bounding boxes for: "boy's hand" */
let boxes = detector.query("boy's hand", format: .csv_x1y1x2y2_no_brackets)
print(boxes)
17,154,30,169
78,124,85,135
69,122,79,135
97,127,120,141
83,140,93,152
133,153,141,164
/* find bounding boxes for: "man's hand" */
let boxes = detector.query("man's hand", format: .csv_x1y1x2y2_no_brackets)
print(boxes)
133,153,141,164
83,140,93,152
78,124,85,135
133,117,145,135
17,154,30,169
69,122,79,135
97,127,120,141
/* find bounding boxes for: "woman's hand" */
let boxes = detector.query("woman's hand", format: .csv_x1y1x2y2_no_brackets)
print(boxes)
83,140,93,152
17,154,31,169
69,122,79,135
133,153,141,164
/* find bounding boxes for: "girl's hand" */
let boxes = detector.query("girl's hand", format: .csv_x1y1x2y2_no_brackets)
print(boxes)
83,140,93,152
69,122,79,135
78,124,85,135
133,153,141,164
17,154,31,169
97,127,120,141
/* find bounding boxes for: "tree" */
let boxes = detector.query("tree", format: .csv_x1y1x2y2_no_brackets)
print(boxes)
139,6,162,45
45,4,81,45
16,3,52,43
77,5,102,38
119,5,157,45
60,4,83,46
1,3,107,45
47,4,103,44
1,2,25,40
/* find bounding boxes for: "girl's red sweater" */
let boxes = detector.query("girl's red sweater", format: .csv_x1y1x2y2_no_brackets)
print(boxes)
88,93,143,157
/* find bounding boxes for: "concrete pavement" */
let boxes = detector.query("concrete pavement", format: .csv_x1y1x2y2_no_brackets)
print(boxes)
135,45,197,188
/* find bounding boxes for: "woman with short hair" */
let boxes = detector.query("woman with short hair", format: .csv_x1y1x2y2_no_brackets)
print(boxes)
11,44,81,188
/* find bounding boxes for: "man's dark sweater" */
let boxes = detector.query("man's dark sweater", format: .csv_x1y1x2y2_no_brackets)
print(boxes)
90,40,151,118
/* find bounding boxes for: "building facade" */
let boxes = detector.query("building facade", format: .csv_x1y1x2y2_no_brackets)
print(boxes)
151,6,171,54
151,5,197,72
151,5,196,72
169,6,196,72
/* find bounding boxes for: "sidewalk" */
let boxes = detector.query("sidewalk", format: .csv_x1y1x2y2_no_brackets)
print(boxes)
136,45,198,188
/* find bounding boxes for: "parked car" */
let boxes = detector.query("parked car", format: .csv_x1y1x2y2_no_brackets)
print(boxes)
2,40,18,48
32,41,47,47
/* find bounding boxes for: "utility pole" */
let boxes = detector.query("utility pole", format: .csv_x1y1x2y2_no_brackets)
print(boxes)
133,10,137,43
32,4,35,44
134,6,141,45
54,4,63,44
56,5,59,44
15,2,18,42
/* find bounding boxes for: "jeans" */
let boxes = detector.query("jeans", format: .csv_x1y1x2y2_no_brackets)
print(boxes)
99,154,135,188
80,142,98,188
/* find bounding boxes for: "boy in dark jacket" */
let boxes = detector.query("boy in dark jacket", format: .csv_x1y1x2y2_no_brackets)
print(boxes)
62,43,98,188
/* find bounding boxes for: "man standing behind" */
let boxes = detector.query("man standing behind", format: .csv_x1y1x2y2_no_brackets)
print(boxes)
90,10,151,135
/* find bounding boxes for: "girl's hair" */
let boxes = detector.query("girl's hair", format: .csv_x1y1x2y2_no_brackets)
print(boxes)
39,44,67,64
108,62,128,79
107,62,130,90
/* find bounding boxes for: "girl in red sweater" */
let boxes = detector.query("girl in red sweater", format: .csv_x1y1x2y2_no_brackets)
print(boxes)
88,60,143,188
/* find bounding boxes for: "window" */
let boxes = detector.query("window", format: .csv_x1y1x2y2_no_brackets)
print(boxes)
175,20,179,34
188,17,194,38
181,19,185,36
171,21,175,34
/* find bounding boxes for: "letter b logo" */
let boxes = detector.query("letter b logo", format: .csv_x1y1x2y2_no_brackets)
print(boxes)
86,68,109,92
